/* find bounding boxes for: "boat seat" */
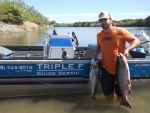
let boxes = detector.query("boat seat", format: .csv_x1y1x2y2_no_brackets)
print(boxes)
129,50,146,58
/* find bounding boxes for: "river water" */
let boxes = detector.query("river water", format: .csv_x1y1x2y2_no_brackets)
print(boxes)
0,27,150,47
0,80,150,113
0,27,150,113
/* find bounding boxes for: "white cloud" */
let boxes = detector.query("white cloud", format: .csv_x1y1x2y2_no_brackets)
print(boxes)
46,12,150,23
48,13,97,17
122,12,150,16
46,13,98,23
112,12,150,20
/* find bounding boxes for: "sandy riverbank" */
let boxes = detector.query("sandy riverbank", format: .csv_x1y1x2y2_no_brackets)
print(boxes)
0,21,51,35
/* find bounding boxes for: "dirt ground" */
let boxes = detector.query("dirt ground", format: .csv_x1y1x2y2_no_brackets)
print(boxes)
0,21,39,35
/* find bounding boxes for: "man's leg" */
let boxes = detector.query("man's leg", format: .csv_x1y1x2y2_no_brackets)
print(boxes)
115,76,122,101
105,94,114,102
100,68,115,102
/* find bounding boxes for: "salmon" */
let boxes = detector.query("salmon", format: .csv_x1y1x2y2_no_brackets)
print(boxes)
117,53,132,108
89,59,99,100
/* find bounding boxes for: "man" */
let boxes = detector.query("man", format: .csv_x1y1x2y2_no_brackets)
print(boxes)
94,11,140,101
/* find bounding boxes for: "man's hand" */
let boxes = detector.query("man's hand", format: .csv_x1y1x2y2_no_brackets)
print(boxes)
124,49,129,57
91,58,96,65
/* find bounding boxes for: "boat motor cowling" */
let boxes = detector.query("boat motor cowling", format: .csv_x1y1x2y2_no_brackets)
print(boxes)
135,31,150,53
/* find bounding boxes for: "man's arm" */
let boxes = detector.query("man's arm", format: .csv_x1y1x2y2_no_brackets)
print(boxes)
93,46,101,60
124,37,140,56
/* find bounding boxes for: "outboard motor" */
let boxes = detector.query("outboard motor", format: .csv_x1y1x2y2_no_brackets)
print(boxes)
130,31,149,58
135,31,150,53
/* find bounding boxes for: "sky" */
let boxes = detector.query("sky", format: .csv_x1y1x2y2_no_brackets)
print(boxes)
24,0,150,23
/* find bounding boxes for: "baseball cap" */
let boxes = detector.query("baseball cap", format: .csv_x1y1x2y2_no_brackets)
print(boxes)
98,11,111,20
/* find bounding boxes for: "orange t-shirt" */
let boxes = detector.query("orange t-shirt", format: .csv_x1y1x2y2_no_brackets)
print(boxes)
97,27,136,75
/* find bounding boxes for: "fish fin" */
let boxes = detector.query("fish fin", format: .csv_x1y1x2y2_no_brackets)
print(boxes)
127,82,132,95
127,89,132,95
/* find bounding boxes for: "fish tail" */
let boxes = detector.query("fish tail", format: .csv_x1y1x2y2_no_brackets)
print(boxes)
120,99,132,109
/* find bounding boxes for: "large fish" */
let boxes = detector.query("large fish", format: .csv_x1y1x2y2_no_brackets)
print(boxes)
117,53,132,108
89,59,99,100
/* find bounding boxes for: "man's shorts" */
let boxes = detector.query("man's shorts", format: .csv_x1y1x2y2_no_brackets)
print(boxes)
100,68,122,97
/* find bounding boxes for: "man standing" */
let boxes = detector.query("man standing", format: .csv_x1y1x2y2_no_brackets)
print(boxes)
94,11,140,101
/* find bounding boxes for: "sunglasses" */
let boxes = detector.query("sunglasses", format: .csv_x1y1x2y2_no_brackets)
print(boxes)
99,18,108,22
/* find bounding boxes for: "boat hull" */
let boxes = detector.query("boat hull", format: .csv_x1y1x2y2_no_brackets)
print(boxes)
0,59,150,81
0,46,149,87
0,46,150,97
